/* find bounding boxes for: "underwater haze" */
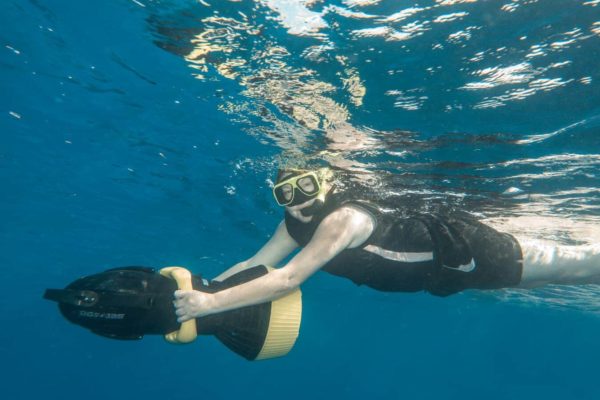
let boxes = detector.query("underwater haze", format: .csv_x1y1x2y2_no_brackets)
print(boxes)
2,0,600,399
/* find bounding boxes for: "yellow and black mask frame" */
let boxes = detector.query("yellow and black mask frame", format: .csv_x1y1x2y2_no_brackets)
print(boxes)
273,170,323,207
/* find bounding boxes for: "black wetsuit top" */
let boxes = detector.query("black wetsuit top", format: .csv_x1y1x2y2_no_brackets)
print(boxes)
284,192,523,296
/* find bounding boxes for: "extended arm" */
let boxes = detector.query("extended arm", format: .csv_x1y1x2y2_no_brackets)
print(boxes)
213,221,299,282
174,207,374,321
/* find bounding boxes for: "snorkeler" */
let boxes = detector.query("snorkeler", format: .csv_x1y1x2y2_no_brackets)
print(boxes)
45,166,600,358
173,167,600,322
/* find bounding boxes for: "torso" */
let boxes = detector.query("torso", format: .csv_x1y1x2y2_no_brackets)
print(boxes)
284,192,523,296
284,192,437,292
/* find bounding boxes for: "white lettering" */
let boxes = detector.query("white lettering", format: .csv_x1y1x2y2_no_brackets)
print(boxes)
79,311,126,320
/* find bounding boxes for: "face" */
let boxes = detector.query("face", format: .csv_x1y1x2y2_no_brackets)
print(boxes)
274,169,326,221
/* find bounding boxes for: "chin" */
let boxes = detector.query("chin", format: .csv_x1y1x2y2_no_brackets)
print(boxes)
286,203,315,223
295,214,313,223
287,209,313,223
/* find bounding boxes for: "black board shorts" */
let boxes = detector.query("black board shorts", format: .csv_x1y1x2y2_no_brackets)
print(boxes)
418,214,524,296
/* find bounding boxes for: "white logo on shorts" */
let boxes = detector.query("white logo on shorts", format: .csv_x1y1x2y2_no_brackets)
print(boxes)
443,258,476,273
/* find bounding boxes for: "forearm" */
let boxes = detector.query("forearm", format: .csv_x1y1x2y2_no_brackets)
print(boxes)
200,268,297,317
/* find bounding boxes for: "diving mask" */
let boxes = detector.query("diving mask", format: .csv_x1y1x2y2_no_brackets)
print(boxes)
273,171,322,207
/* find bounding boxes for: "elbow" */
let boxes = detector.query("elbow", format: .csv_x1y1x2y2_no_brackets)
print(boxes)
278,268,302,292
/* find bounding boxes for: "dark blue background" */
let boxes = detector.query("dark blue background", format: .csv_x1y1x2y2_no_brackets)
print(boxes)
2,1,599,399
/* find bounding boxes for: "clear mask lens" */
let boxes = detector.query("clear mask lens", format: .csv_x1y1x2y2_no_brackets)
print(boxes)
296,176,318,195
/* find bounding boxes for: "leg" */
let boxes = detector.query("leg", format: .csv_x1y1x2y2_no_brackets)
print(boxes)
519,239,600,287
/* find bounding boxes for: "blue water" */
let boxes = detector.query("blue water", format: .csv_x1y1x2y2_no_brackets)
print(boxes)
2,0,600,399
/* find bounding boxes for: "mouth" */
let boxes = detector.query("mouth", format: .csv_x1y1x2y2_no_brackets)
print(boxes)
286,198,316,212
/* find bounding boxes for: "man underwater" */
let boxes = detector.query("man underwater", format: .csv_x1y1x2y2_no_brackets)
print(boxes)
174,167,600,322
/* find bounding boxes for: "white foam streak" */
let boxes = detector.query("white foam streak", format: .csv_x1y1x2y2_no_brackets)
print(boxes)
500,153,600,166
516,119,591,144
260,0,328,36
551,39,576,49
129,0,145,7
378,7,426,23
436,0,478,5
465,62,535,89
352,26,391,38
328,6,377,19
388,31,413,41
434,12,468,23
343,0,381,7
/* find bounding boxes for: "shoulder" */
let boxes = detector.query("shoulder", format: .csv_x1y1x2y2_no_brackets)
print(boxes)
318,206,375,248
330,205,374,224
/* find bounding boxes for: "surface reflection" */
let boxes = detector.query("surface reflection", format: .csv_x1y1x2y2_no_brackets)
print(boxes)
148,0,599,217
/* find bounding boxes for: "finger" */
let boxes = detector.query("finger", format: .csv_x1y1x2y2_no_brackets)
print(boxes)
173,290,185,299
177,315,191,323
175,308,185,317
173,299,183,308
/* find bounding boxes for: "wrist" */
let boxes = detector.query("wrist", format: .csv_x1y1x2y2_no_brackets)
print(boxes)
194,291,216,318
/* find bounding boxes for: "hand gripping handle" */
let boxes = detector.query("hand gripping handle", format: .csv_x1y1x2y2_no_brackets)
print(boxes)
159,266,198,344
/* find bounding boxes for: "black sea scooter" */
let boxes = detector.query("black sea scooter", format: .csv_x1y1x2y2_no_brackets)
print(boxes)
44,265,302,361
